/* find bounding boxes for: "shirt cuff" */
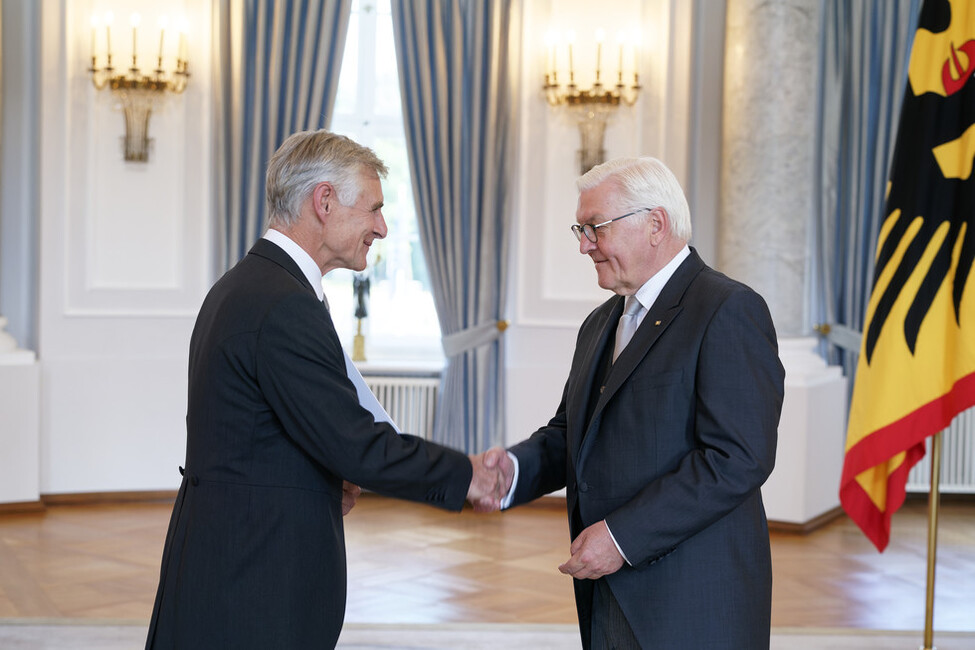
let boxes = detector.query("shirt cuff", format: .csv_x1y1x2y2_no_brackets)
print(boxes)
499,452,520,510
604,520,631,565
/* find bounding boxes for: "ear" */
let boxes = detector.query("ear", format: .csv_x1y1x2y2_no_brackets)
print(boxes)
312,182,335,223
648,207,669,245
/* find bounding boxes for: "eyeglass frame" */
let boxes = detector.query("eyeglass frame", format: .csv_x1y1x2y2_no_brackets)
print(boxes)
570,207,655,243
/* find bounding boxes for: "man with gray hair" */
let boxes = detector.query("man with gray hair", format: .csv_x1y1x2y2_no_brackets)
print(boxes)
489,156,784,648
146,129,506,649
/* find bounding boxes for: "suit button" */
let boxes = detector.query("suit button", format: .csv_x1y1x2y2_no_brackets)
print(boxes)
190,475,199,486
579,481,589,492
599,386,605,393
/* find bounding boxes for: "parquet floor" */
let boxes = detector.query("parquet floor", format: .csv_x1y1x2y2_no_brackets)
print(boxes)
0,494,972,632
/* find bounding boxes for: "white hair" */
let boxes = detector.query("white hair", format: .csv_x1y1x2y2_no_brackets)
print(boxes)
265,130,388,227
577,157,692,242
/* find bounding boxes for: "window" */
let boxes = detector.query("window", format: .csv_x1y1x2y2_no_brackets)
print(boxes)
327,0,443,366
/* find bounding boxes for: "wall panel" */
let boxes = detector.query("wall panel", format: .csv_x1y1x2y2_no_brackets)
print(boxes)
38,0,212,493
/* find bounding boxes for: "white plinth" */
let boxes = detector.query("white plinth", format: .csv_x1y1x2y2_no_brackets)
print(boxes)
763,337,848,526
0,353,41,504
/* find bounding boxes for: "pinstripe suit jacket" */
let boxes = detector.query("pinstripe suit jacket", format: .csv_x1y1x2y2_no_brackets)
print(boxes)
509,248,784,649
146,239,472,649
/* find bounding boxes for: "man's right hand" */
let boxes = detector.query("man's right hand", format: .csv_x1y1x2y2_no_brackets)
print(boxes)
466,447,515,512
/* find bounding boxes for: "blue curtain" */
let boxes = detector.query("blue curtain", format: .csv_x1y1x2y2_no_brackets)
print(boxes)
391,0,516,452
813,0,921,379
213,0,352,271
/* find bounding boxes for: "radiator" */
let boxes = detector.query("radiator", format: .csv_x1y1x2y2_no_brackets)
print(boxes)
362,374,440,440
906,405,975,493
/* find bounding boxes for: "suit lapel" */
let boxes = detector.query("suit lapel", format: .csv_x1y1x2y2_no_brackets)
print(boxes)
568,297,624,461
249,238,317,296
578,250,706,464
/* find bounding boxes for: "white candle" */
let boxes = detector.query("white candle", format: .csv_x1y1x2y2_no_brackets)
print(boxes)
595,29,605,83
632,29,641,79
90,15,98,61
105,12,114,60
567,30,576,82
544,30,556,78
616,31,625,84
131,13,141,66
177,17,189,62
158,16,168,62
553,47,558,82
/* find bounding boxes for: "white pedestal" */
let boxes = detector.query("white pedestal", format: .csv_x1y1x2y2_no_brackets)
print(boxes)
0,351,41,505
762,337,848,526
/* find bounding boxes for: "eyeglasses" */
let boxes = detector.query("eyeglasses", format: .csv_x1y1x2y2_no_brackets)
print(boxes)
570,207,653,243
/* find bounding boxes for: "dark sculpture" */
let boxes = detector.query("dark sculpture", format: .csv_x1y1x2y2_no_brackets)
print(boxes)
353,274,370,319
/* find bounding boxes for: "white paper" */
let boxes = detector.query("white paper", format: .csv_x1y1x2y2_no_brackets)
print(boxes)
343,350,400,433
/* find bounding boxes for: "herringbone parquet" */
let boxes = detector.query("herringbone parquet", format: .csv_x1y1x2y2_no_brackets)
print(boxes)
0,494,972,631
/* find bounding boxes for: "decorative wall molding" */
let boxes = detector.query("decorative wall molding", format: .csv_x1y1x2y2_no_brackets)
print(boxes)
37,0,212,494
61,0,211,317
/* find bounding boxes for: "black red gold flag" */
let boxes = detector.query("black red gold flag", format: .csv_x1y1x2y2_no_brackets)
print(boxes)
840,0,975,552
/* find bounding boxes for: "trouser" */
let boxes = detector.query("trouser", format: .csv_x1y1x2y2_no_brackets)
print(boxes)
590,578,641,650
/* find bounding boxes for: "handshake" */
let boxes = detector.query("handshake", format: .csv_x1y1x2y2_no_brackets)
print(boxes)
466,447,515,512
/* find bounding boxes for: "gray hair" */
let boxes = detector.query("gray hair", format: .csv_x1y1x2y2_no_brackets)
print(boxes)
577,157,692,242
265,130,389,227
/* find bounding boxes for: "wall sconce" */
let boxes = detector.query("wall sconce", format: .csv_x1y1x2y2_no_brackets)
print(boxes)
544,28,641,173
88,12,190,163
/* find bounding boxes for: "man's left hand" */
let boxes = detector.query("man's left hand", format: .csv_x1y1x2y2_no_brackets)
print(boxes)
558,520,624,580
342,481,361,516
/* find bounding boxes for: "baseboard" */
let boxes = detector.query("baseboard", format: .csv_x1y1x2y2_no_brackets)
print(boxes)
12,490,555,511
905,491,975,503
1,491,178,514
519,495,567,512
40,491,177,506
767,494,975,534
768,505,846,534
359,490,567,512
0,500,45,514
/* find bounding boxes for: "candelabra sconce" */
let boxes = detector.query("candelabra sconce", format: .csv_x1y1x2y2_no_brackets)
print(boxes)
543,29,641,173
88,12,190,163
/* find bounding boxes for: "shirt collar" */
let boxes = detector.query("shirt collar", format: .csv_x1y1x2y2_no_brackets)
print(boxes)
263,228,325,302
630,245,691,313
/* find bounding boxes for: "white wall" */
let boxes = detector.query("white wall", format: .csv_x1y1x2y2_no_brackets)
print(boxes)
36,0,212,493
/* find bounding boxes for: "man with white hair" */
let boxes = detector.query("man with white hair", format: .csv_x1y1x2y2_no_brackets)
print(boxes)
491,156,785,648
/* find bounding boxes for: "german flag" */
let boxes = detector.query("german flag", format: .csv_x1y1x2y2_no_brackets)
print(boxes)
840,0,975,552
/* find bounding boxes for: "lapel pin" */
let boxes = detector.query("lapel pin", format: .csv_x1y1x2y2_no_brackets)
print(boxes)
655,320,661,326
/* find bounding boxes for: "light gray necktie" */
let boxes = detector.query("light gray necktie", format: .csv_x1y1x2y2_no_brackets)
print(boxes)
613,295,643,363
322,294,399,431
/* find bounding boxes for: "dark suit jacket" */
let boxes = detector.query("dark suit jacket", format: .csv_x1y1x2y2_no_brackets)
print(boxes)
509,248,784,649
146,239,472,649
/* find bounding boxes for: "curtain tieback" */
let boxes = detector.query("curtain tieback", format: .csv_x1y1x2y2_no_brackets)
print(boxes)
813,322,862,353
441,320,509,358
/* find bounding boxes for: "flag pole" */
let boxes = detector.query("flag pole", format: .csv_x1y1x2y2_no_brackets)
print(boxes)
921,430,942,650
